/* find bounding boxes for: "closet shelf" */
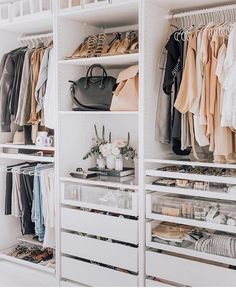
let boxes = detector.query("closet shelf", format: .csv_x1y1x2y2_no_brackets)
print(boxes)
17,235,43,247
60,176,138,190
146,223,236,267
58,53,139,68
146,212,236,234
0,248,55,275
145,158,236,170
59,111,139,116
0,144,55,152
0,14,53,34
146,184,236,201
0,153,55,162
58,0,138,28
146,170,236,185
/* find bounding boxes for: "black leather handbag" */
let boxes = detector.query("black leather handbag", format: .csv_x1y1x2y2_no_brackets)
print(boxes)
69,64,117,111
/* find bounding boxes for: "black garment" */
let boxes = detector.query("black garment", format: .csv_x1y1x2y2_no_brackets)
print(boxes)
5,162,27,215
11,50,27,118
5,171,13,215
0,47,27,132
19,173,35,235
0,48,23,132
163,31,190,156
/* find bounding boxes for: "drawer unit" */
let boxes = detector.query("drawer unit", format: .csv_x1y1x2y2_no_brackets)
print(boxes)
146,221,236,267
61,182,138,216
61,256,139,287
146,193,236,234
61,207,138,244
146,250,236,287
61,232,138,272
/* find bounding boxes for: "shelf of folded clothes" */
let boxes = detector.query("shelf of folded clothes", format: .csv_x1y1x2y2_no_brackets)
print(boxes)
0,244,55,274
146,221,236,267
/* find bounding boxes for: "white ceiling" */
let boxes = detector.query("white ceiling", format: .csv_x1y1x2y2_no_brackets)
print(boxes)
154,0,236,12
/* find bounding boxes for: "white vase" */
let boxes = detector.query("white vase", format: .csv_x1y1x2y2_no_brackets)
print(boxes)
115,157,123,171
97,157,105,169
106,155,115,170
134,157,139,180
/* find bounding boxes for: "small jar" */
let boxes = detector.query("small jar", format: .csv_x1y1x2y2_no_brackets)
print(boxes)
97,157,105,169
115,157,123,171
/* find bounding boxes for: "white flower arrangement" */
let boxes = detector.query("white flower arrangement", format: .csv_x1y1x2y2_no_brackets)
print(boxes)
84,126,137,161
100,143,120,157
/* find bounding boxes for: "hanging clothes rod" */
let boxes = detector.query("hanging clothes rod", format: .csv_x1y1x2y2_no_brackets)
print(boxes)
167,3,236,19
17,32,53,42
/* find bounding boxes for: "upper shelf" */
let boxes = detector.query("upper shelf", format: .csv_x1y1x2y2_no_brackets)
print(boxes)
59,53,139,68
0,143,55,152
59,0,139,28
0,13,53,34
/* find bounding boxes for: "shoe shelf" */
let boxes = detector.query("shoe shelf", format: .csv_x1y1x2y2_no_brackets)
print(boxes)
60,176,139,190
0,246,55,275
0,152,55,163
59,53,139,68
146,221,236,267
0,143,55,152
58,0,138,28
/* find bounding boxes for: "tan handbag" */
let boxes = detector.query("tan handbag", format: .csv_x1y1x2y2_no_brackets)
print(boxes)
110,65,139,111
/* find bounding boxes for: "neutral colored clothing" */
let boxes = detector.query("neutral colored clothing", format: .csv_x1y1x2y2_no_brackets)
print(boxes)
44,49,56,129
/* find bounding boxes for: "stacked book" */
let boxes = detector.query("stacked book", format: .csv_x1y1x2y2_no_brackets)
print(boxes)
88,167,135,183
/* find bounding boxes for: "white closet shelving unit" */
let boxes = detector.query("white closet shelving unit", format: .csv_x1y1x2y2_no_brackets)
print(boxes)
0,0,236,287
56,0,141,286
143,1,236,287
0,1,56,286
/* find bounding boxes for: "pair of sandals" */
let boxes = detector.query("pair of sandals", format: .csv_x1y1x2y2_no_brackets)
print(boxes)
66,31,139,59
8,245,53,264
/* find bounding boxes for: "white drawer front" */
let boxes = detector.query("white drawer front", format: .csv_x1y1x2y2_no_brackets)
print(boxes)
61,183,138,216
61,207,138,244
61,256,139,287
146,251,236,287
61,232,138,272
146,279,174,287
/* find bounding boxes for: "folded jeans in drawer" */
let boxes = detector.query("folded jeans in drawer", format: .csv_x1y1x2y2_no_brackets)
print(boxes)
61,256,139,287
61,232,138,272
146,250,236,287
61,207,138,244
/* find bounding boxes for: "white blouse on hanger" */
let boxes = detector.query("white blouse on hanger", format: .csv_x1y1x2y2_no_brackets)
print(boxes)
221,23,236,130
